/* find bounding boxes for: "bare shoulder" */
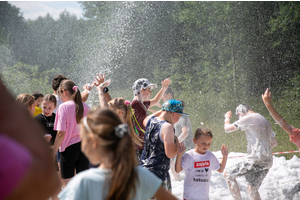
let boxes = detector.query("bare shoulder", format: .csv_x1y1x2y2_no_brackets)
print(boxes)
161,122,173,133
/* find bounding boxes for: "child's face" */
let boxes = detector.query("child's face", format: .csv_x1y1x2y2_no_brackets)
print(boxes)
140,87,152,99
35,97,43,107
194,134,212,155
41,101,56,117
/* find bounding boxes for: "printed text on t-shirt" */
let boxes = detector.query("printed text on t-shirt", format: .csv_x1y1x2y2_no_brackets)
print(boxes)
194,161,210,168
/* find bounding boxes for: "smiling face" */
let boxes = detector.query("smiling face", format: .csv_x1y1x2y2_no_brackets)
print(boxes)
140,87,152,99
194,134,212,155
41,101,56,117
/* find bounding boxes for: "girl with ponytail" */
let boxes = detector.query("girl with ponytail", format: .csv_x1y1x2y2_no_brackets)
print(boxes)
108,97,143,147
58,108,178,200
52,79,90,187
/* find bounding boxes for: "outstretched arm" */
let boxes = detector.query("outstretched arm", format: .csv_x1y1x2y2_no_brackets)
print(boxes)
81,83,93,102
143,110,163,127
149,78,172,107
224,111,239,133
262,88,292,134
97,79,111,109
93,73,112,103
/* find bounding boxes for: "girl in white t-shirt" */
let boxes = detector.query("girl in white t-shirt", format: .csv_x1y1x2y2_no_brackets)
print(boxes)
175,127,228,200
59,108,178,200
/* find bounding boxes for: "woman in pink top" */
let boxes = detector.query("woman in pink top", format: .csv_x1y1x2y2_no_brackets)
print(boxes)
52,80,90,187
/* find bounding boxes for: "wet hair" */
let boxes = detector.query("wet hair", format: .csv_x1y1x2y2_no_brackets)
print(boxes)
108,98,143,147
16,93,35,108
81,108,138,200
165,87,174,99
194,127,213,140
31,92,44,100
42,94,57,106
59,80,83,123
235,104,252,116
52,74,68,91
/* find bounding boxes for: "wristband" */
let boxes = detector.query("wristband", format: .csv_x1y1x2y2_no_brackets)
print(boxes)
103,87,109,93
224,118,230,122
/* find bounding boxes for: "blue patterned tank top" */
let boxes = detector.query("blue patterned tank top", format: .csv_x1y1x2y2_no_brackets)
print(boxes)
140,115,170,180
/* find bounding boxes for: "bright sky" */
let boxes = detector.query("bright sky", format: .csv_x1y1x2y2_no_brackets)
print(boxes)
9,1,83,20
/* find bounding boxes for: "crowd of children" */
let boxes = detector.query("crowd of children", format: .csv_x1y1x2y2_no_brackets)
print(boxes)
1,72,299,200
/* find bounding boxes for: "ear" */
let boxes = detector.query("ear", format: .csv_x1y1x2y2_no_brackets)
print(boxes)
91,136,98,148
62,89,68,96
118,109,123,117
193,138,197,144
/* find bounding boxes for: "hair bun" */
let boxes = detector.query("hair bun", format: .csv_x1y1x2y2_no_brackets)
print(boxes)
114,124,128,138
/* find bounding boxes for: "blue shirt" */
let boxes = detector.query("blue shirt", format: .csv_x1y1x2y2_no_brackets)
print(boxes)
58,166,161,200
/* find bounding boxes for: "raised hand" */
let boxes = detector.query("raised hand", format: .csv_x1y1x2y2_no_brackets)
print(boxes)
221,144,228,157
161,78,172,89
92,73,105,87
97,79,111,94
225,111,233,119
262,88,272,105
177,142,186,155
83,83,93,91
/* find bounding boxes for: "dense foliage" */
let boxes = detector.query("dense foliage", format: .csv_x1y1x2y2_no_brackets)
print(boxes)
1,1,299,154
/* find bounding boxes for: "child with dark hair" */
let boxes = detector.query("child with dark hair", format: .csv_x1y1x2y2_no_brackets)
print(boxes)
32,91,44,117
52,75,68,114
175,127,228,200
58,108,178,200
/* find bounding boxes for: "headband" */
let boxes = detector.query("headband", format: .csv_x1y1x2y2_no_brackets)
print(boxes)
83,116,91,133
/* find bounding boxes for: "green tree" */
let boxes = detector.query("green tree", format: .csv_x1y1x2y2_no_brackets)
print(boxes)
1,62,56,96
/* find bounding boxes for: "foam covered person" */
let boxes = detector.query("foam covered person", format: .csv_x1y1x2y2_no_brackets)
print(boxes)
223,104,277,200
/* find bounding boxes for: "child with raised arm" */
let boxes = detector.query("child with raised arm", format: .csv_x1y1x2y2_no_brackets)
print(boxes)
58,108,178,200
175,127,228,200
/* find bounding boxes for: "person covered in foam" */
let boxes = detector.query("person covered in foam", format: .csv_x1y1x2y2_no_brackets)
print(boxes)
223,104,277,200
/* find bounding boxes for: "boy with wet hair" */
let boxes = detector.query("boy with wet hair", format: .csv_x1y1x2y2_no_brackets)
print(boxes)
223,104,277,200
